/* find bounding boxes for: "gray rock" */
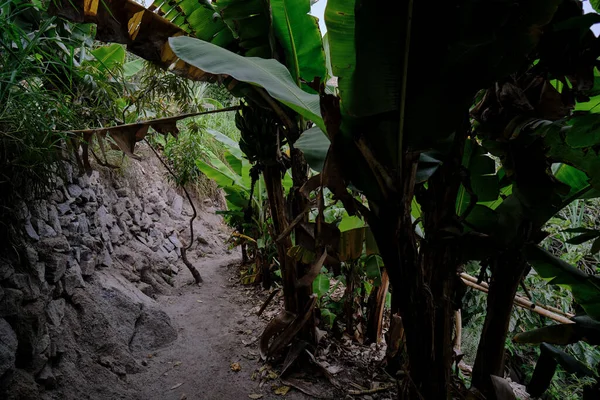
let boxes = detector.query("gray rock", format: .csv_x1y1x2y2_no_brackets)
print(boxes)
24,221,40,241
48,188,65,203
24,245,38,267
110,225,123,244
56,201,72,216
168,235,183,249
38,236,70,254
80,188,96,203
67,184,83,198
163,239,175,253
47,205,61,234
100,249,113,268
115,188,129,198
172,194,183,217
63,261,85,296
0,289,23,317
96,205,111,228
46,299,65,327
36,220,57,238
79,247,97,276
0,259,14,281
77,214,89,234
7,274,40,301
113,202,127,216
62,161,73,183
0,318,18,378
31,200,48,222
129,307,177,352
44,253,68,283
36,363,57,388
140,214,153,231
144,203,154,215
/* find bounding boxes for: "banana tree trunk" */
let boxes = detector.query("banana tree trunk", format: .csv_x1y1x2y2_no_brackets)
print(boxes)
370,128,465,399
263,165,298,313
471,252,526,395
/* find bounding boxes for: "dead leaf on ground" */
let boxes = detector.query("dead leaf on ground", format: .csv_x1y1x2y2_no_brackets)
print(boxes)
170,383,183,390
273,385,290,395
248,394,263,399
230,362,241,372
173,361,182,367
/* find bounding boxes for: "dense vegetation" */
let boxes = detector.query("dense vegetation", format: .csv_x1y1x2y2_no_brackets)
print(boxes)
5,0,600,398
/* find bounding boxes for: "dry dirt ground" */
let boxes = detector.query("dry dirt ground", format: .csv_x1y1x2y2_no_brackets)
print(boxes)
128,251,309,400
127,249,397,400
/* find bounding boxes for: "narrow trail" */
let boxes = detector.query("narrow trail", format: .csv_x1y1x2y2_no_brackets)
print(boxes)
130,251,307,400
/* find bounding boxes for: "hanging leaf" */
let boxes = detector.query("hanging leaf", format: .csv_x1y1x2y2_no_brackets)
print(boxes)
312,273,330,297
169,36,324,130
527,343,595,397
91,43,125,71
339,228,365,261
338,215,364,232
271,0,326,90
364,254,383,281
295,126,330,172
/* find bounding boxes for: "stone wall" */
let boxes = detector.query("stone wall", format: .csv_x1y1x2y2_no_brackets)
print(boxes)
0,146,228,399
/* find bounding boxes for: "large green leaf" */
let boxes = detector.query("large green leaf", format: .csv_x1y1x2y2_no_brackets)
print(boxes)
150,0,235,47
205,128,243,160
169,36,324,130
295,126,329,172
214,0,272,57
514,316,600,346
456,140,499,217
527,244,600,320
91,44,125,71
527,343,595,398
271,0,326,91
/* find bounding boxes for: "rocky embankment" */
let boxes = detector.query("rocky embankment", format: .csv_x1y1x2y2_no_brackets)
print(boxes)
0,146,230,399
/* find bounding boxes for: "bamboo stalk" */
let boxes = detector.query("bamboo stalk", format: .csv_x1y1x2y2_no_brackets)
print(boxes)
460,273,574,318
460,276,574,325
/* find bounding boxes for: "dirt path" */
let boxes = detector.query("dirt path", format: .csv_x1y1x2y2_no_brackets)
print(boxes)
129,251,307,400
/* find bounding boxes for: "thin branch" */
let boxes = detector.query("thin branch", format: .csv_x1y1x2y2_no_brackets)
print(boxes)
144,138,202,284
396,0,414,179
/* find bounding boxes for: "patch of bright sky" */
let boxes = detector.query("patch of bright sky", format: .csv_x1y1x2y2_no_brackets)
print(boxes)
583,1,600,36
310,0,327,36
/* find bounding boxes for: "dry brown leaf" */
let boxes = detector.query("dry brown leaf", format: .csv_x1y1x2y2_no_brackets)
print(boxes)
248,394,263,399
230,362,241,372
273,386,290,395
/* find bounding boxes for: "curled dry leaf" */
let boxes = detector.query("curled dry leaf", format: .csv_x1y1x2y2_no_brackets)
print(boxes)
230,362,242,372
248,394,263,399
273,386,290,395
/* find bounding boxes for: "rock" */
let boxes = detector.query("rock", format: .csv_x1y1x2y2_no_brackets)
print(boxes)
35,363,56,388
0,289,23,317
48,188,65,203
100,249,113,268
80,188,96,203
140,214,153,231
7,274,40,301
110,225,123,244
63,261,85,296
24,221,40,241
0,259,14,281
36,221,57,238
144,203,154,215
96,205,111,228
129,307,177,352
113,202,127,217
47,205,61,234
116,188,129,198
56,202,72,216
172,195,183,217
24,245,38,268
137,282,154,297
44,253,68,283
77,214,89,234
163,239,175,253
62,161,73,183
67,184,83,198
79,247,97,276
30,200,48,222
45,299,65,327
168,235,183,249
38,236,70,254
0,318,18,379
